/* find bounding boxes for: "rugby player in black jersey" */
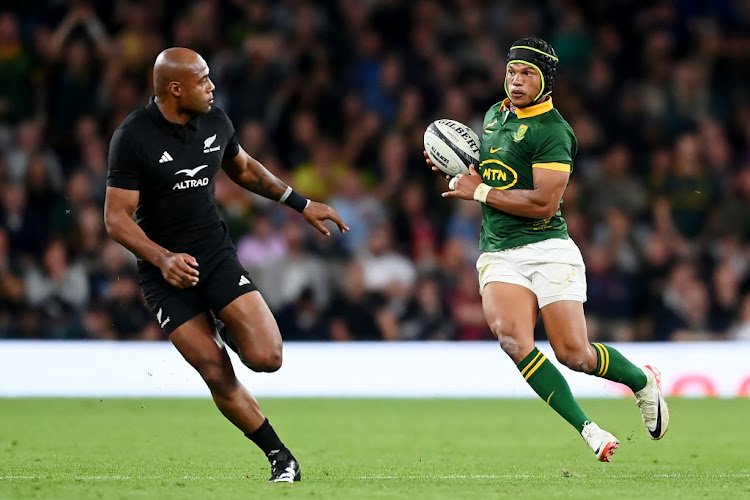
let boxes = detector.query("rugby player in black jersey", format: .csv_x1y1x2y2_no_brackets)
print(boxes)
104,47,348,483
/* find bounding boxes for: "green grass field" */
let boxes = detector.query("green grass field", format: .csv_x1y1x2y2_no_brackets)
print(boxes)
1,398,749,499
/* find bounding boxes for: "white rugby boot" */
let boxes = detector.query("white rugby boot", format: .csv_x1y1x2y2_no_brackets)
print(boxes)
635,365,670,440
581,421,620,462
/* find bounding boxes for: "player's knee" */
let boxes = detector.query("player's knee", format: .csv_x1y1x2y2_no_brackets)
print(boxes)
554,347,593,373
245,348,282,373
488,319,521,356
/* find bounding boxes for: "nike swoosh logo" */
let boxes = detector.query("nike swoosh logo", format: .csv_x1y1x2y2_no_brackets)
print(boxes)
175,165,209,177
649,400,662,439
490,147,502,153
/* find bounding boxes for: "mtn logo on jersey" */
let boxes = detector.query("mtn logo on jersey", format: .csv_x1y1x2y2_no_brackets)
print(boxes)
159,151,173,163
238,275,251,286
173,165,209,190
203,134,220,153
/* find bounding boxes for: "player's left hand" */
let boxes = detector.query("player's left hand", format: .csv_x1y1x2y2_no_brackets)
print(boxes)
441,164,482,200
302,201,349,236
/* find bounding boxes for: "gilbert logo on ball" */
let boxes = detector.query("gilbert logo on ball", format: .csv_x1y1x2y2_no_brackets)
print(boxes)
424,119,480,176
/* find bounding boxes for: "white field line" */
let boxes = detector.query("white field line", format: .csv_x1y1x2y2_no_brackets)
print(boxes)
1,473,750,481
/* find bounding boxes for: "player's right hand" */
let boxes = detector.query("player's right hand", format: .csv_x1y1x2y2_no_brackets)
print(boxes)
424,151,454,185
159,252,200,288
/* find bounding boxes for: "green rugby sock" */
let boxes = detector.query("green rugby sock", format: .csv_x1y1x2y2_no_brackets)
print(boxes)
517,347,589,432
590,343,647,392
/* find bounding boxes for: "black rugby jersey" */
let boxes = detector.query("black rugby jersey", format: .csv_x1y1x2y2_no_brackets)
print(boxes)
107,97,241,277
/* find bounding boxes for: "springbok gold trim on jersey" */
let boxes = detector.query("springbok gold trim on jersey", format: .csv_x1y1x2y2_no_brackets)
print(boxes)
515,97,554,118
533,162,570,172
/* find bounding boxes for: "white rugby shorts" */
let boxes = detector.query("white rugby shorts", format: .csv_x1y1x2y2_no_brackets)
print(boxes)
476,237,587,308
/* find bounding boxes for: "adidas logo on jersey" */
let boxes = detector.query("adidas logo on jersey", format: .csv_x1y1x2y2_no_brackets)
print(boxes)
238,275,251,286
159,151,173,163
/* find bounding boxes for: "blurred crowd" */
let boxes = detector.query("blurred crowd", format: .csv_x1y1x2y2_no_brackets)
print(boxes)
1,0,750,342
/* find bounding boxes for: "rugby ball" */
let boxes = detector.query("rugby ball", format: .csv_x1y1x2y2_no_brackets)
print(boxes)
424,119,480,176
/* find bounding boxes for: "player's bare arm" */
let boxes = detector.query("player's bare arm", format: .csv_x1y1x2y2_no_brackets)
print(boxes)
442,164,569,220
222,146,349,236
104,186,199,288
221,145,289,200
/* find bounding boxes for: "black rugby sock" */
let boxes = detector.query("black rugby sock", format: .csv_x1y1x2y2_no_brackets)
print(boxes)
246,418,289,458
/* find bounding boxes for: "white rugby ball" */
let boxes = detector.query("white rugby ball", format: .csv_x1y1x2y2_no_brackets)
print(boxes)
424,119,480,176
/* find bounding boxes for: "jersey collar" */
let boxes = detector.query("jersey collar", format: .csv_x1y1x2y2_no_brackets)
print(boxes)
500,96,554,118
146,96,200,137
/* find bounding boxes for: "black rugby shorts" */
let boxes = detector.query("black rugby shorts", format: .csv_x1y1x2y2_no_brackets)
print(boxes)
141,255,258,335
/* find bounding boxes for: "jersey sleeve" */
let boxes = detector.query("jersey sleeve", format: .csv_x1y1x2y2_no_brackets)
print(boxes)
219,108,240,160
107,127,142,190
532,124,576,173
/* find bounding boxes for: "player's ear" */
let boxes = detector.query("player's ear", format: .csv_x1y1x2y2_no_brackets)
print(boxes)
168,81,181,98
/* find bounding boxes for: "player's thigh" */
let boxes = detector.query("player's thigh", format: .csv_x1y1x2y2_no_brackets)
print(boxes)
169,312,236,389
481,281,539,362
141,276,207,336
217,291,282,357
528,238,587,309
199,256,282,357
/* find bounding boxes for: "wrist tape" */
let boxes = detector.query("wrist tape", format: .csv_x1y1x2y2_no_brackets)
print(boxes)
279,186,309,212
473,183,492,203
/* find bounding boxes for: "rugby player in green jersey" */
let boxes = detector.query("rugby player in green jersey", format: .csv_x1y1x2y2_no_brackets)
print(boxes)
425,38,669,461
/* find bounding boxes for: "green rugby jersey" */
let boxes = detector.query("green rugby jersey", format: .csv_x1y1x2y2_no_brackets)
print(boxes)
478,97,577,251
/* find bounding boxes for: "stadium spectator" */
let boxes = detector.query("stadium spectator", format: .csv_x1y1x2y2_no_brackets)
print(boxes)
326,260,396,341
356,222,417,311
5,120,64,187
328,167,387,255
276,286,328,341
236,210,287,269
399,274,455,341
729,293,750,341
0,11,33,125
0,228,25,338
1,182,46,258
24,238,89,338
447,265,492,341
267,219,331,311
